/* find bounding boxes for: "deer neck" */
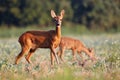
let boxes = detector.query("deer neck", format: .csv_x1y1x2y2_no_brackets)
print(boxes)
56,25,61,38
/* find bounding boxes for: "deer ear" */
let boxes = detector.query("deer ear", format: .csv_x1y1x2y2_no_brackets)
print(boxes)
51,10,56,18
60,10,65,18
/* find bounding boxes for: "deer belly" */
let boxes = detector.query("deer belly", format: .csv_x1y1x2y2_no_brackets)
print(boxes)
38,41,50,48
32,37,50,48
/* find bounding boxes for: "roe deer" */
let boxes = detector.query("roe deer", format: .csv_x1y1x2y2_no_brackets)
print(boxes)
57,37,96,62
15,10,65,65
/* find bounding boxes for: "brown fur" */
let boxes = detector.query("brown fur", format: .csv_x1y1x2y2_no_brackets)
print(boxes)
57,37,96,62
15,10,65,65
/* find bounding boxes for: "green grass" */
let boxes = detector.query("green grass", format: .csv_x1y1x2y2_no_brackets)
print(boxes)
0,27,40,38
0,33,120,80
0,25,120,38
0,25,105,38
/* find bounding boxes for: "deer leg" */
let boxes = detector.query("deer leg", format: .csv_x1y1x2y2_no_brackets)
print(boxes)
57,48,61,57
78,52,84,61
57,47,64,62
60,48,65,62
50,47,59,65
50,51,55,66
15,47,30,64
25,49,36,64
72,49,76,61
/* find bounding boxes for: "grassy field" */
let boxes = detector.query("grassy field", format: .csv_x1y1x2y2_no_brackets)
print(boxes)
0,33,120,80
0,26,107,38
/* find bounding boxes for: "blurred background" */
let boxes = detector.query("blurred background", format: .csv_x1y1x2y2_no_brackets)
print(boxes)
0,0,120,38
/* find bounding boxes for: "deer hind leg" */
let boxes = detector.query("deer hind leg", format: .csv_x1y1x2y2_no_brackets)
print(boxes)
25,49,36,64
15,46,30,64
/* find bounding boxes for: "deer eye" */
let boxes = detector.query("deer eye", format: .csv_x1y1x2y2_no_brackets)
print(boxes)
53,19,56,22
54,19,57,22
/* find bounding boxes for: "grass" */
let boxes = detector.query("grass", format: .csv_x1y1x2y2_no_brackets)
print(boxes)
0,25,111,38
0,33,120,80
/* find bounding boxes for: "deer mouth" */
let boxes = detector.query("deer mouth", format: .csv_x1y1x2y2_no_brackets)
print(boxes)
56,23,61,26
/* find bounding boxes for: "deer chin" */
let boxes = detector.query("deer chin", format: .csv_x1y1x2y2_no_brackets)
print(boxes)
56,24,61,27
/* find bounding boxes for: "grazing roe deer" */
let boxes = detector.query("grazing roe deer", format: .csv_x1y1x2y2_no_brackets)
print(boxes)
15,10,65,65
57,37,96,62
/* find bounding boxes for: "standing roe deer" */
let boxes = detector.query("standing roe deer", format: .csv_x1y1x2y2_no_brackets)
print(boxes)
15,10,65,65
57,37,96,62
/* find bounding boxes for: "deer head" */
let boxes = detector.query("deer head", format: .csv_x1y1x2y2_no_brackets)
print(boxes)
88,48,96,61
51,10,65,26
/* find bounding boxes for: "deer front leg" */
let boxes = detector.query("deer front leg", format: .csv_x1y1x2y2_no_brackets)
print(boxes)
50,51,55,66
50,47,59,65
57,48,61,57
57,47,65,63
59,47,65,62
72,49,76,61
78,52,84,61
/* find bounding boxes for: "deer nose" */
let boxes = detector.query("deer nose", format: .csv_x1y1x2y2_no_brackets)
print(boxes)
56,23,60,26
56,21,61,26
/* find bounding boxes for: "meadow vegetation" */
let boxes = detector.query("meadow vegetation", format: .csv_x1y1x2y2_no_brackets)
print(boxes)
0,28,120,80
0,25,119,38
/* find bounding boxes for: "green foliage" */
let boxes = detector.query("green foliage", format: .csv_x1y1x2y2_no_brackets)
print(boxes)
0,0,73,26
0,26,90,38
0,0,120,32
71,0,120,31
